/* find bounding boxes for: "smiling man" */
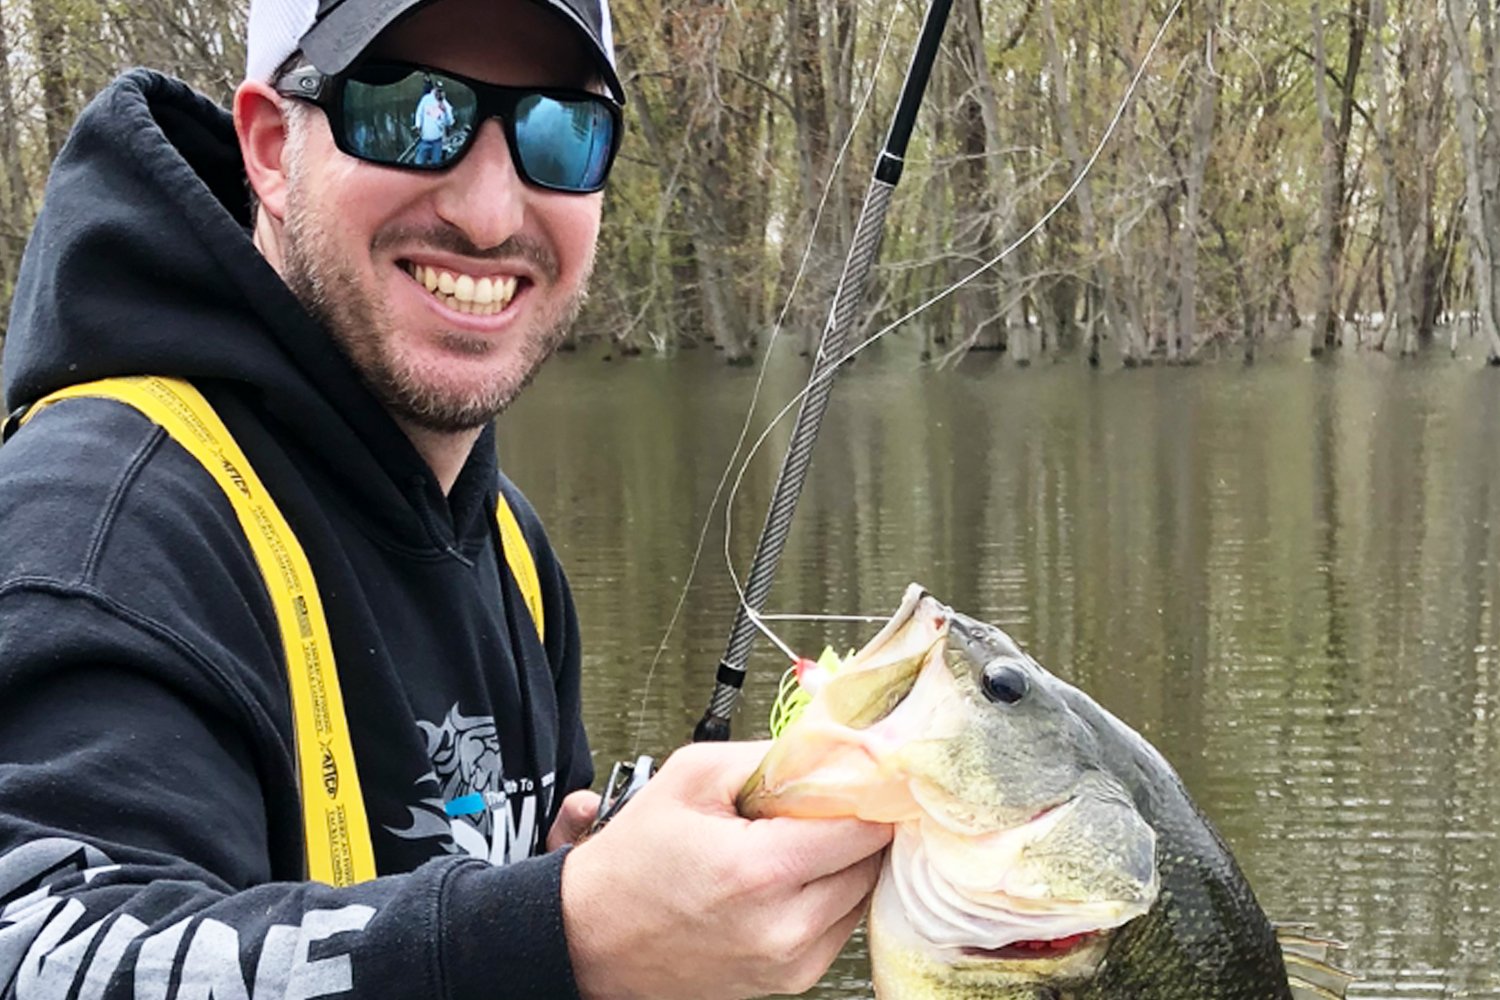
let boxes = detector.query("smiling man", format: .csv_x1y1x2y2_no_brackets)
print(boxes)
0,1,889,998
251,0,609,486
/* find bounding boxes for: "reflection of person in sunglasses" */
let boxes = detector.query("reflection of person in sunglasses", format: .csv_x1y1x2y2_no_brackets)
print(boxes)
0,4,889,1000
413,78,454,164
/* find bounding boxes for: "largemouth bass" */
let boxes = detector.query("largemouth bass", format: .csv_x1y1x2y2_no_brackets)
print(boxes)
739,585,1351,1000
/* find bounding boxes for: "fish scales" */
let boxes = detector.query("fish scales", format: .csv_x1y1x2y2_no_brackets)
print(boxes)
1046,679,1291,999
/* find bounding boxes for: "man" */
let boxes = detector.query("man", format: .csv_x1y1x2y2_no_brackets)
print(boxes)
0,0,890,998
413,79,454,164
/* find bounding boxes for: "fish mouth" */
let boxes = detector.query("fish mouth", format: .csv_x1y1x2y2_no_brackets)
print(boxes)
963,930,1097,961
738,585,953,822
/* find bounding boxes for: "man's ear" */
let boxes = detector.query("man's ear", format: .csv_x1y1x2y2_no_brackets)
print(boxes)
235,80,292,222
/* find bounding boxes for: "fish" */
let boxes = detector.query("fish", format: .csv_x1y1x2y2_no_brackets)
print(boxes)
738,584,1352,1000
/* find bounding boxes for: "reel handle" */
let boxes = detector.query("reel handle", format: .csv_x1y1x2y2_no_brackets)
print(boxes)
589,754,656,833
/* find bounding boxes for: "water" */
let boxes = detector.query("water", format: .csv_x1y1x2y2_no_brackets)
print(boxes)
501,343,1500,998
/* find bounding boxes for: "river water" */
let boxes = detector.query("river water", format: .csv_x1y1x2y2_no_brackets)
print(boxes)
499,342,1500,999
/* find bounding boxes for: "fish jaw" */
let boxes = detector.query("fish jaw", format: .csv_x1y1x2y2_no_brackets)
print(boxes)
738,587,956,821
889,810,1156,947
736,720,915,820
870,860,1116,999
867,815,1152,997
860,761,1159,994
736,646,953,821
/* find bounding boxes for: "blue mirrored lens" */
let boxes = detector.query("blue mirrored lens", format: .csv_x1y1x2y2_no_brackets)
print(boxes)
513,94,614,191
343,68,478,167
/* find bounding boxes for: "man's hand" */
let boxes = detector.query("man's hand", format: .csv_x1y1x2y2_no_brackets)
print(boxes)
547,789,601,851
560,740,891,1000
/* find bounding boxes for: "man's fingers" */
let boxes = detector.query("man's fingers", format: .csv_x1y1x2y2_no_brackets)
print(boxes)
655,740,774,806
814,897,873,973
780,877,878,995
799,844,885,916
548,790,602,851
753,815,892,882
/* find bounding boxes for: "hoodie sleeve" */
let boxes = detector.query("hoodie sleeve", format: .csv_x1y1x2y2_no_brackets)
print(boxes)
0,405,585,1000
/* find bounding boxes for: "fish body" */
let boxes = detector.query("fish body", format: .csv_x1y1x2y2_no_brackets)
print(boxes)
739,586,1321,999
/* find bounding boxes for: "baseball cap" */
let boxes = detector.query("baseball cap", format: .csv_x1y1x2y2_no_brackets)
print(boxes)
245,0,624,103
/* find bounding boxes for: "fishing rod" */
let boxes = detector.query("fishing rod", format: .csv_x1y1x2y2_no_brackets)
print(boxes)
590,0,951,827
692,0,955,743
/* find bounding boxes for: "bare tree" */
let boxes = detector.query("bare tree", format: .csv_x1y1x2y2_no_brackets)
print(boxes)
1444,0,1500,363
0,2,33,308
1040,0,1127,366
1170,0,1220,362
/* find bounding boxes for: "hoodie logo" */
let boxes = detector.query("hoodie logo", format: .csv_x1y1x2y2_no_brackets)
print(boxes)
386,705,553,865
321,743,339,799
220,458,250,496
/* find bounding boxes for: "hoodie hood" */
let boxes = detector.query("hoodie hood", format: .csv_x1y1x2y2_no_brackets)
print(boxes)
4,70,495,549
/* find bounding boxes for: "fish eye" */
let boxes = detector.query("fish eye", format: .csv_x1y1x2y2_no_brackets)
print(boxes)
981,662,1029,705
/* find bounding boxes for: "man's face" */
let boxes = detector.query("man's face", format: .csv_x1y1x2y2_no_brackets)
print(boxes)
278,0,604,432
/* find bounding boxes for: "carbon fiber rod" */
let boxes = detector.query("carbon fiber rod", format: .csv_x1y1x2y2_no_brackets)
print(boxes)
694,0,955,742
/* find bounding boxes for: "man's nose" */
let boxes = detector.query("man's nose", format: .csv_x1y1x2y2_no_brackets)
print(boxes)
433,119,525,249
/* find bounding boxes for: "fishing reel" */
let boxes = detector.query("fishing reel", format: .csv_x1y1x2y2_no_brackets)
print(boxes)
588,754,655,833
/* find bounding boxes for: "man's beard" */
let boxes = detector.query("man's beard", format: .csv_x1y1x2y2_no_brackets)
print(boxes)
279,170,589,434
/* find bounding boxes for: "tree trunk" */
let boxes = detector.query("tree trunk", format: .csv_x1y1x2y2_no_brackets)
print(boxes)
1369,0,1417,355
952,15,1001,352
692,122,751,362
0,2,31,307
958,0,1035,362
1041,0,1120,366
33,0,74,163
1402,8,1441,352
823,0,858,252
1311,0,1341,355
1447,0,1500,362
1316,0,1373,351
785,0,836,352
1173,1,1220,362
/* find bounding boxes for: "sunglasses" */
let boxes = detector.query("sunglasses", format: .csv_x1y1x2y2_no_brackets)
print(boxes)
275,60,622,194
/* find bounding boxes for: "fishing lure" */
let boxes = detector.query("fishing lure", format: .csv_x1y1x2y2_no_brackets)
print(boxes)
768,647,849,738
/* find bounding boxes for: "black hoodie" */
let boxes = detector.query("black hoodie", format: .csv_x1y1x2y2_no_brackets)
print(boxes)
0,71,593,1000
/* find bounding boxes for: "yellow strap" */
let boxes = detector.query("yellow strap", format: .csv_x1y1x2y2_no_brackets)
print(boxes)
495,493,545,644
22,377,376,887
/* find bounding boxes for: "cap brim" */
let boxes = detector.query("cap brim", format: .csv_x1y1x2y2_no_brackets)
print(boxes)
299,0,430,77
300,0,625,103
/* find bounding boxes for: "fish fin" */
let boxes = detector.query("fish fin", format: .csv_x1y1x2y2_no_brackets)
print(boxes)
1277,924,1356,999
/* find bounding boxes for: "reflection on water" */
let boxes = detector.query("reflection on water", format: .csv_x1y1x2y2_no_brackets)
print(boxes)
499,346,1500,999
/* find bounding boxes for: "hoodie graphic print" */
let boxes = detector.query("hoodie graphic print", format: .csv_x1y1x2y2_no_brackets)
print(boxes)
387,706,557,866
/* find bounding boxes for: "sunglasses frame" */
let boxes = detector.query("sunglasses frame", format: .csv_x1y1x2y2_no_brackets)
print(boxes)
274,60,624,194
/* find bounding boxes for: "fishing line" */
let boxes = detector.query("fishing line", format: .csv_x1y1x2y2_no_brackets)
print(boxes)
627,2,902,756
757,613,890,623
720,0,1185,657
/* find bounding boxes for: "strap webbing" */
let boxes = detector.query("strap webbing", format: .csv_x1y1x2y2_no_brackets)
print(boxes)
24,377,376,886
495,492,544,644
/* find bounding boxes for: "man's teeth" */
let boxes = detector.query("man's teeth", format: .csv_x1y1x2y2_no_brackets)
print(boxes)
407,263,518,315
